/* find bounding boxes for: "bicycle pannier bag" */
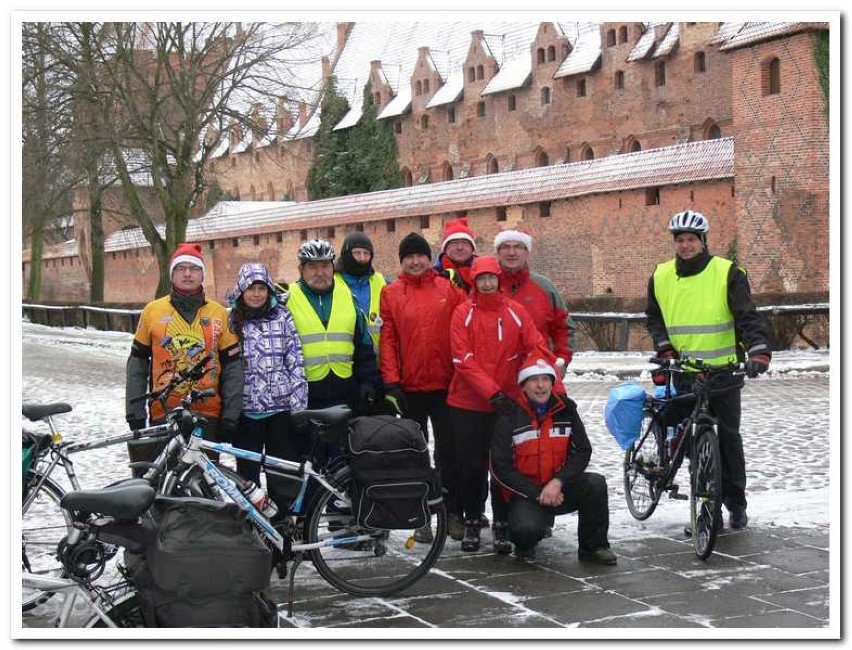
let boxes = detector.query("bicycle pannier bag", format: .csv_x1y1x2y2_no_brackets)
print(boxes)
604,382,648,450
347,416,441,530
22,431,36,475
146,497,271,597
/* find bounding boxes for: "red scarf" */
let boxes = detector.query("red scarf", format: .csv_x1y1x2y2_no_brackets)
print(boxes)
441,255,473,288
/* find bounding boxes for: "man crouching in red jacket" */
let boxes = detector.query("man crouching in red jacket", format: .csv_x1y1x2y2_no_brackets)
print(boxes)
490,359,617,564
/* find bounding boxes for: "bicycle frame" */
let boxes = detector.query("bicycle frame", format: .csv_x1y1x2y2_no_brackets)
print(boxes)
21,573,122,628
167,426,376,554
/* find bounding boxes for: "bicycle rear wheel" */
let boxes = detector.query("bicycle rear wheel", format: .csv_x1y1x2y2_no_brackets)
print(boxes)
22,472,71,611
623,415,664,520
690,426,723,560
306,466,447,597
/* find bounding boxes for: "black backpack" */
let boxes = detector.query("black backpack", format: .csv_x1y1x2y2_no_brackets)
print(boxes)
346,416,442,530
128,496,277,627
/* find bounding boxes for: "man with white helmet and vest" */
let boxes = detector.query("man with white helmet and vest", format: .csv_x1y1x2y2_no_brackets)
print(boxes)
287,240,380,428
646,210,772,532
490,358,616,564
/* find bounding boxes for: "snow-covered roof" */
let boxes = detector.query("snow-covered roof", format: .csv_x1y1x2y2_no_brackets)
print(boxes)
481,54,531,96
717,22,828,50
426,69,464,108
627,22,663,62
377,86,412,120
653,23,679,58
554,22,601,78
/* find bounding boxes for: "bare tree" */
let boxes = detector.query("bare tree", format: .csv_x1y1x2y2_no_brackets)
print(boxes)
87,22,324,297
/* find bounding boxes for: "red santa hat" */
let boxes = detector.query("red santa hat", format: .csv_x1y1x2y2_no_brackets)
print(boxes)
494,228,533,253
440,216,476,252
517,358,557,385
169,242,206,279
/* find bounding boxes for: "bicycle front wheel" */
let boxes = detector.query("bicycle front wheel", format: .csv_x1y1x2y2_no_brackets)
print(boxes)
623,415,664,520
85,592,145,627
690,426,723,560
22,472,72,612
306,467,447,597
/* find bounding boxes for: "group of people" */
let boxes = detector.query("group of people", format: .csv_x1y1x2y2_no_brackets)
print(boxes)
124,209,771,565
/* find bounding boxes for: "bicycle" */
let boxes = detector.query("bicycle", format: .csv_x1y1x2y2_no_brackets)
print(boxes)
21,356,208,612
21,481,158,628
622,356,745,560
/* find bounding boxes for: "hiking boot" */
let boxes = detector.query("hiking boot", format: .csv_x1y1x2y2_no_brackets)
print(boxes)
729,507,748,529
578,547,618,565
491,522,512,555
514,545,536,562
413,525,434,544
447,513,465,541
461,519,481,552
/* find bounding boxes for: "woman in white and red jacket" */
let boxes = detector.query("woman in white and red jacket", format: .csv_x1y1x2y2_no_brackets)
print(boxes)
447,255,556,552
490,359,616,564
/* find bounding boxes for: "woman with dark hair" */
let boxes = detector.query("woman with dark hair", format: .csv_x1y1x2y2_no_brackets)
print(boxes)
230,262,308,511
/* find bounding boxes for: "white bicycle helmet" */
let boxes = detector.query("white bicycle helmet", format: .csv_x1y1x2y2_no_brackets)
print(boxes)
668,210,710,235
297,239,335,263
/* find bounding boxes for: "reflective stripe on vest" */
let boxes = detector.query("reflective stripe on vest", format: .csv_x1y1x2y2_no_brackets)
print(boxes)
653,257,737,366
288,280,356,381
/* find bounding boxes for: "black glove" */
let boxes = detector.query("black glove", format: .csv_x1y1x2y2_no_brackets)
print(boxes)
745,354,770,378
657,347,677,360
489,392,515,417
359,383,377,411
127,417,147,432
383,384,408,415
219,419,239,444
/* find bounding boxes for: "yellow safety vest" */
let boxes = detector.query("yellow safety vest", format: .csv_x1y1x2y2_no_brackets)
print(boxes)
288,279,356,381
653,257,738,367
335,271,386,352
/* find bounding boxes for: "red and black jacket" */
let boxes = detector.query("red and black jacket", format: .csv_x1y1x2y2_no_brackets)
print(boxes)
489,393,592,501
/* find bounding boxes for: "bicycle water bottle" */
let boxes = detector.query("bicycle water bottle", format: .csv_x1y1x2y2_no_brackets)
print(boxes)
240,480,279,519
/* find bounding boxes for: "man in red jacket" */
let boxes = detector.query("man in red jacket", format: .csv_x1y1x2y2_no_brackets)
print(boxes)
380,232,467,542
490,359,616,564
494,228,574,377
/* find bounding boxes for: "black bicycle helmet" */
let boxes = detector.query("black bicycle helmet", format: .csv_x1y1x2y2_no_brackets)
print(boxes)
668,210,710,235
297,239,335,263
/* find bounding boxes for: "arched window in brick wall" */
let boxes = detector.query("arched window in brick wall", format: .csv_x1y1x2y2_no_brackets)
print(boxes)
250,185,256,200
606,29,616,47
421,115,429,130
655,60,666,87
468,67,476,82
547,45,556,61
486,154,498,175
623,136,641,153
402,167,413,187
581,144,595,161
442,162,454,181
615,70,625,90
476,65,484,80
286,181,295,200
619,26,628,43
424,79,430,93
537,48,545,64
535,149,549,167
694,51,706,73
267,181,274,200
541,87,551,105
415,80,422,96
233,187,240,200
763,57,781,95
374,91,381,105
703,119,722,140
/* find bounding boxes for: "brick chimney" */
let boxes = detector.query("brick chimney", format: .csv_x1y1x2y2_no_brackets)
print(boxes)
336,22,353,51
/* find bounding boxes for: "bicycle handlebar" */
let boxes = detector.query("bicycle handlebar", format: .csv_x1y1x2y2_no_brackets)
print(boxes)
649,355,745,375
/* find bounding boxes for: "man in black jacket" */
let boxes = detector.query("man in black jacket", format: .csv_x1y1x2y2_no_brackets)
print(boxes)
490,359,616,564
646,210,772,531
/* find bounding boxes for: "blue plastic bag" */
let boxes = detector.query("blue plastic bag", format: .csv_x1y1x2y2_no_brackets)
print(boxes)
604,382,648,450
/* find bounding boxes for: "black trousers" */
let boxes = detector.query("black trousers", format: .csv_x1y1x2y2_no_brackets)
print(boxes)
666,384,746,511
405,391,459,516
507,472,610,553
236,412,306,513
448,406,508,523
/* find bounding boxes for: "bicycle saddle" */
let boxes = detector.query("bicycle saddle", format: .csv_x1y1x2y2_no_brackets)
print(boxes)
22,403,72,421
291,405,352,429
60,483,156,521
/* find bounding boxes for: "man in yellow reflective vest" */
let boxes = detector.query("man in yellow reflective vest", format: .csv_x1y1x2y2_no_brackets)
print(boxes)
288,240,380,430
646,211,771,532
